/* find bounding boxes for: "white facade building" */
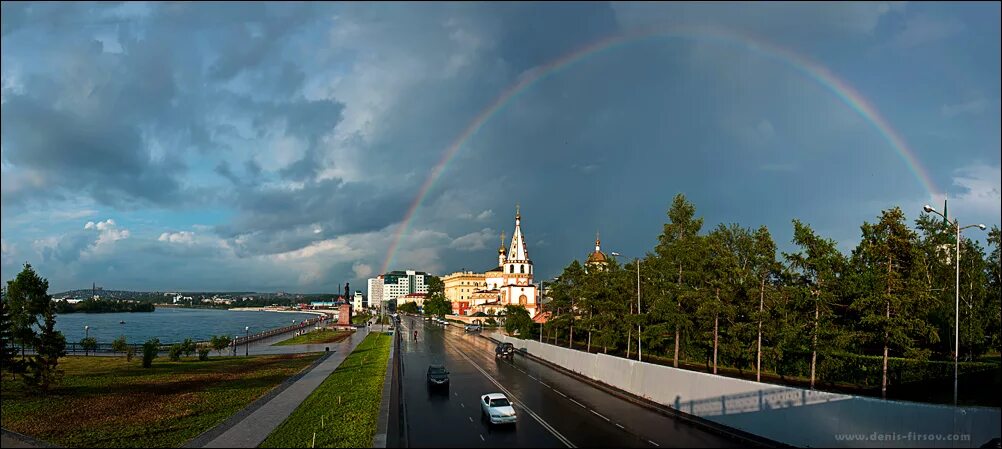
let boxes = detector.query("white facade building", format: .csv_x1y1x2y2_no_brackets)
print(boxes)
367,269,429,309
353,290,365,310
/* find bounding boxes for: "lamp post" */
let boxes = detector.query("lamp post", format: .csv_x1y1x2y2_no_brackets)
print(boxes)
244,326,250,356
922,204,986,406
84,325,90,356
611,252,642,362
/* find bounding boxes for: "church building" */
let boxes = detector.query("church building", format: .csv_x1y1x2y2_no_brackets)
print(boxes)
443,206,539,317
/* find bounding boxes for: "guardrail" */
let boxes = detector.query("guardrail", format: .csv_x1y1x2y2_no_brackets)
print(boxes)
12,315,330,355
232,315,328,346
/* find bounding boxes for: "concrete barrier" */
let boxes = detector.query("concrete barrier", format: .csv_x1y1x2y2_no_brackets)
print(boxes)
489,333,1001,448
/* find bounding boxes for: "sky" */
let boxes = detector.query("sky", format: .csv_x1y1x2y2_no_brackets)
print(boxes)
1,1,999,294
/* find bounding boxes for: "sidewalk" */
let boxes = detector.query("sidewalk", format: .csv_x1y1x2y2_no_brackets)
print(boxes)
198,329,368,448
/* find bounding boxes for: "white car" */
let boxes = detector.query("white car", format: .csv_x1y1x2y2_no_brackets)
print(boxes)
480,393,517,425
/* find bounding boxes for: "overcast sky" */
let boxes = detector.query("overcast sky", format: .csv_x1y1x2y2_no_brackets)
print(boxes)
2,2,999,294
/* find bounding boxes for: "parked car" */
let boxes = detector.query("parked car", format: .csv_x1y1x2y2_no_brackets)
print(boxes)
427,364,450,387
465,323,481,332
480,393,517,425
495,342,514,359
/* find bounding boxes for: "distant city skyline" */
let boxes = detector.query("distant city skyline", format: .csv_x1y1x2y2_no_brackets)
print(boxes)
2,2,999,293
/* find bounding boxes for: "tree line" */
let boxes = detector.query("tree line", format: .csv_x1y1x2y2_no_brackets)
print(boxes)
54,298,155,314
542,194,1001,397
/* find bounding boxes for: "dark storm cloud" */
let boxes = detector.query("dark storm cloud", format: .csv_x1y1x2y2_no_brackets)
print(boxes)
215,178,412,256
0,93,184,208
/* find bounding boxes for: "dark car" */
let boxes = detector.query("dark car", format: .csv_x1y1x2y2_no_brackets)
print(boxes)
427,364,450,387
495,342,514,359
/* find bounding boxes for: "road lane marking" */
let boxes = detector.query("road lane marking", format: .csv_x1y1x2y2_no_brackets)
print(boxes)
539,381,550,388
569,398,586,408
589,409,610,422
648,440,660,447
615,423,625,430
528,374,537,380
447,340,576,448
480,434,485,442
556,390,567,397
461,403,465,408
468,417,473,422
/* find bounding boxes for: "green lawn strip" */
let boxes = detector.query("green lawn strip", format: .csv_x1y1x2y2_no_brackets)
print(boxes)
261,333,391,448
1,353,320,448
273,329,355,346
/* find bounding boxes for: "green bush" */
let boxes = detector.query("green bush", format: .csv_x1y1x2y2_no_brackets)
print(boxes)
142,338,160,368
181,338,197,357
126,346,135,362
210,335,232,356
79,337,98,355
111,336,128,355
168,344,183,361
198,347,210,361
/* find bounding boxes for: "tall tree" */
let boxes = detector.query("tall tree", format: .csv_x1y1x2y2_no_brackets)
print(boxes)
750,226,780,382
987,226,1001,354
1,292,23,379
547,260,585,348
27,302,66,393
699,225,737,374
6,264,51,368
784,220,846,389
426,275,445,297
850,207,937,398
502,305,533,338
652,194,704,367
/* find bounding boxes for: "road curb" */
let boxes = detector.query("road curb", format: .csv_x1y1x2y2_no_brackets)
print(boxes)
373,329,396,448
478,334,785,449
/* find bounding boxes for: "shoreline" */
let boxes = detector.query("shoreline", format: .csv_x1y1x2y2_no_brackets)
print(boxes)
227,307,330,317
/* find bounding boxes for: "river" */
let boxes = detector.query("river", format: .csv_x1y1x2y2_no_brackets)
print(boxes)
55,307,319,344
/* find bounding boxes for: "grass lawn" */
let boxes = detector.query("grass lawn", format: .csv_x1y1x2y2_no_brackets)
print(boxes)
262,333,391,448
1,353,320,448
273,329,355,346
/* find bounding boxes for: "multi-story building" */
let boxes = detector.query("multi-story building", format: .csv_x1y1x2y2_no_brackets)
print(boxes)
352,290,365,310
397,292,428,308
382,270,429,301
443,271,487,304
367,277,384,311
367,269,430,310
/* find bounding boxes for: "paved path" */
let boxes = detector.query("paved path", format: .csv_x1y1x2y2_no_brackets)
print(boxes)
201,329,370,448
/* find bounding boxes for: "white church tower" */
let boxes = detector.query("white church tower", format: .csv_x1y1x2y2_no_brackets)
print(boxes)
500,205,537,316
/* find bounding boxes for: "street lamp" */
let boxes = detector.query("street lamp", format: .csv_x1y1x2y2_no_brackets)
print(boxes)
610,252,642,362
84,325,90,356
922,204,986,405
244,326,250,356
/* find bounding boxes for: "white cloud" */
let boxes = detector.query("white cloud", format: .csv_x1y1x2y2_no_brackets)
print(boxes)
0,239,14,265
947,164,1001,220
158,231,196,245
475,209,494,221
941,98,988,118
352,262,373,278
449,227,494,251
83,218,129,256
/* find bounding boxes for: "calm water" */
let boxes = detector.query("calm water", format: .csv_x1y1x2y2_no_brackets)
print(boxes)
56,307,318,344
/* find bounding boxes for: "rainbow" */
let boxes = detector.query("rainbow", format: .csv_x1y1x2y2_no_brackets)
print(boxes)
379,25,940,274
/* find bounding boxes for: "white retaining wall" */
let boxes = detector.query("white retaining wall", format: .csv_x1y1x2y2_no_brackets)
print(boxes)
491,333,1001,448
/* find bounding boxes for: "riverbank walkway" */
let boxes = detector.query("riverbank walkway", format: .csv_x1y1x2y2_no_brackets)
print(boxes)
198,324,377,448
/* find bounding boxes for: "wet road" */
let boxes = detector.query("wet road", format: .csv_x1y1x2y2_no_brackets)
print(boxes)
397,317,742,448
